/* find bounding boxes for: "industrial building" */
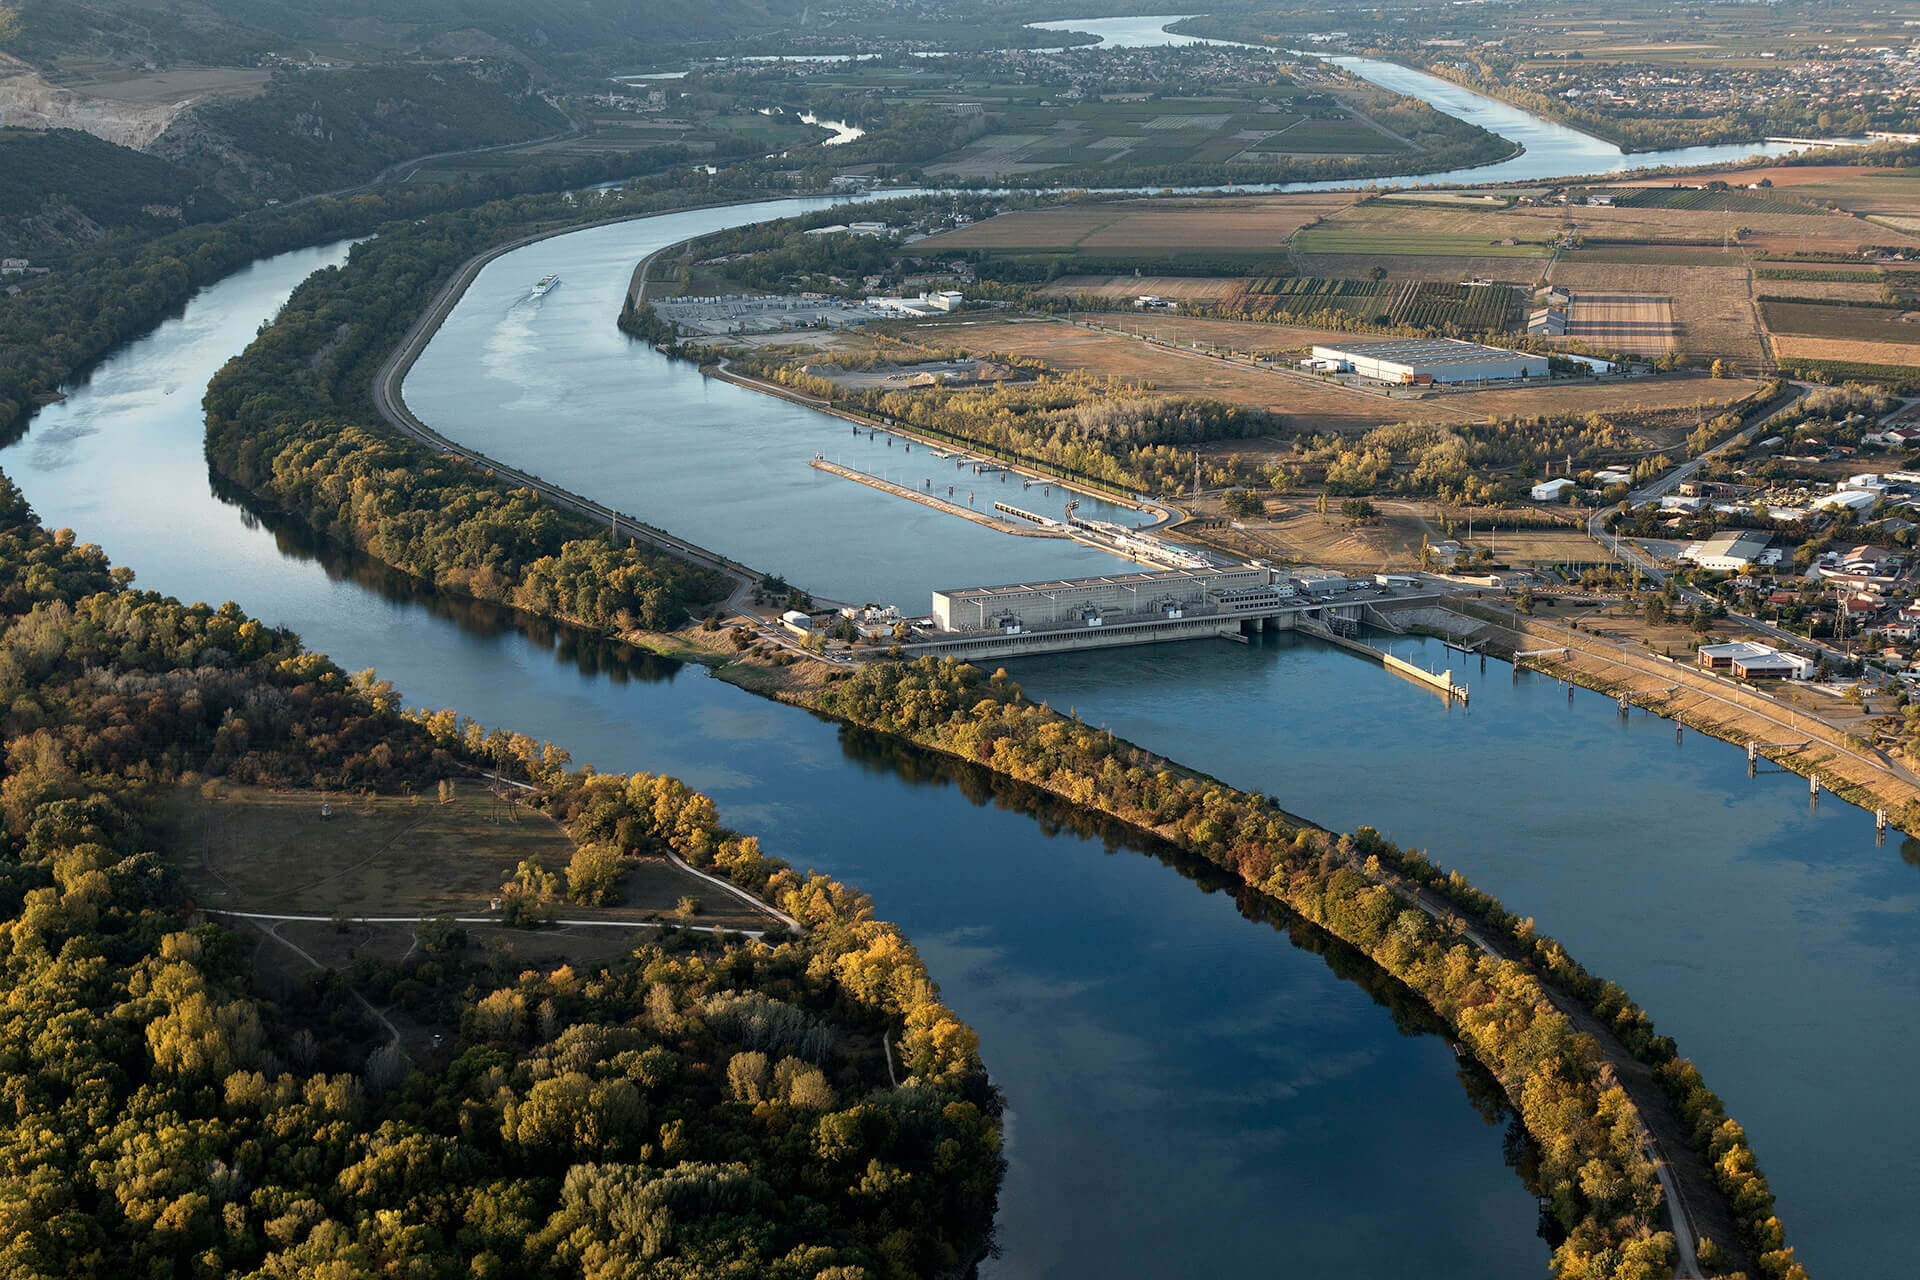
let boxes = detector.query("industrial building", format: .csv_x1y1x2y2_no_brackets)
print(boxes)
1309,338,1549,385
931,567,1281,634
1679,530,1771,571
1697,641,1814,680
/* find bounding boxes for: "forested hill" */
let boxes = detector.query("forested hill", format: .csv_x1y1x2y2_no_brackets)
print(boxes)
0,127,235,258
0,469,1003,1277
12,0,822,67
153,62,568,199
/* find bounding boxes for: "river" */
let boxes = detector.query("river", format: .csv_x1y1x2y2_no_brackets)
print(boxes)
1028,15,1827,187
2,239,1547,1276
394,188,1914,1272
9,24,1903,1275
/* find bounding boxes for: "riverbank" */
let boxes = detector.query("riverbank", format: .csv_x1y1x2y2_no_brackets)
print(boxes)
1413,598,1920,823
774,655,1793,1280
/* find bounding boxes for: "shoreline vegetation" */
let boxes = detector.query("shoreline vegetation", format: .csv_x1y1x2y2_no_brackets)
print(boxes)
189,187,1820,1278
0,474,1003,1277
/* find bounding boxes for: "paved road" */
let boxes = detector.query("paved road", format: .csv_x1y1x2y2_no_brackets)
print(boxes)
205,907,765,939
1586,383,1808,580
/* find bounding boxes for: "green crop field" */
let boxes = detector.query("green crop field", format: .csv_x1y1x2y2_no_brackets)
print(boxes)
1762,299,1920,342
1292,228,1551,257
1240,276,1520,329
1613,186,1809,213
1245,117,1410,153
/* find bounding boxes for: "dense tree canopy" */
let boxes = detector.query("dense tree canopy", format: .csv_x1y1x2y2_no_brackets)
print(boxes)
0,471,1001,1278
814,658,1807,1280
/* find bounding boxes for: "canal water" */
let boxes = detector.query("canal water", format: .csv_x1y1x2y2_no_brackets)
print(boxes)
3,244,1545,1276
402,196,1146,613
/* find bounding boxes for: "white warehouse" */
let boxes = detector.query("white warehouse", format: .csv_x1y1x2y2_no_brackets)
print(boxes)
1310,338,1549,385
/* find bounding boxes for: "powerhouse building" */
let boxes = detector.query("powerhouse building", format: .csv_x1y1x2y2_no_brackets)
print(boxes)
932,567,1284,633
1310,338,1549,384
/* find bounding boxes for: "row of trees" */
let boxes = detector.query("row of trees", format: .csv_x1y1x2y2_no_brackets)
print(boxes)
0,468,1003,1278
809,658,1807,1280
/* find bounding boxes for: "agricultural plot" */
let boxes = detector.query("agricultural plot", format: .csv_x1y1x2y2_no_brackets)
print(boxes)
1042,275,1251,302
1294,252,1546,284
918,195,1355,253
1293,229,1551,257
1562,293,1679,355
1770,335,1920,367
1760,299,1920,343
924,94,1402,174
1297,201,1553,257
1548,261,1765,363
1240,276,1522,330
1242,116,1410,153
1610,186,1809,212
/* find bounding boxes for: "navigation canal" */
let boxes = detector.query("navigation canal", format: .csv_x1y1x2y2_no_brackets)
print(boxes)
404,196,1146,611
2,245,1544,1276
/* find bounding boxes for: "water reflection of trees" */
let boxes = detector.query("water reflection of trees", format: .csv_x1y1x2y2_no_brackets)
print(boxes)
833,721,1552,1228
207,467,683,685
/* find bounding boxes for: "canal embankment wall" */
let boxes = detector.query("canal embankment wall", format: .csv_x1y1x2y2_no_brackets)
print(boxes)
1410,598,1920,820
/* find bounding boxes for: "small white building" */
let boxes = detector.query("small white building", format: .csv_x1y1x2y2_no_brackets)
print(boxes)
925,290,963,311
1593,468,1633,487
780,610,814,636
1531,478,1577,502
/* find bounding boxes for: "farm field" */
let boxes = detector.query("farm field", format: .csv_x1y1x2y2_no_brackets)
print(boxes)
1210,501,1608,573
1596,164,1903,191
918,195,1355,253
1236,276,1522,331
919,316,1766,432
1042,275,1250,302
1293,252,1546,283
1295,202,1552,257
1754,281,1889,302
1563,292,1678,355
1548,261,1766,363
923,93,1405,175
1770,334,1920,366
1760,299,1920,343
161,783,770,928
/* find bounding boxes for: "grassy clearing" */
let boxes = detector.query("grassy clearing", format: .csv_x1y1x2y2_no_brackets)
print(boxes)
162,783,769,927
1293,230,1551,257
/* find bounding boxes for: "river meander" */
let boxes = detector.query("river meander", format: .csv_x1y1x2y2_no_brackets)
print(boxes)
6,242,1547,1276
7,27,1910,1274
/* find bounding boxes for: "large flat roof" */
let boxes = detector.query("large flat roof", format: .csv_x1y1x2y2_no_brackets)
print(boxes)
1315,337,1539,369
934,567,1254,602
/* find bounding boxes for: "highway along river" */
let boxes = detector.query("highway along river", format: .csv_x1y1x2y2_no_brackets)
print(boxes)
7,240,1545,1275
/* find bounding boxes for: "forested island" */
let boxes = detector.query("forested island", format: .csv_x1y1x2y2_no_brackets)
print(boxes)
0,472,1002,1277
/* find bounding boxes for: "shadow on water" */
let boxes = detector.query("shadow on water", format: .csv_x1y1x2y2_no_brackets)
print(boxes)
205,466,686,686
830,721,1561,1245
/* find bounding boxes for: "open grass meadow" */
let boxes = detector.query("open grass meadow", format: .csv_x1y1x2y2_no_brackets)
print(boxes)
163,783,770,927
